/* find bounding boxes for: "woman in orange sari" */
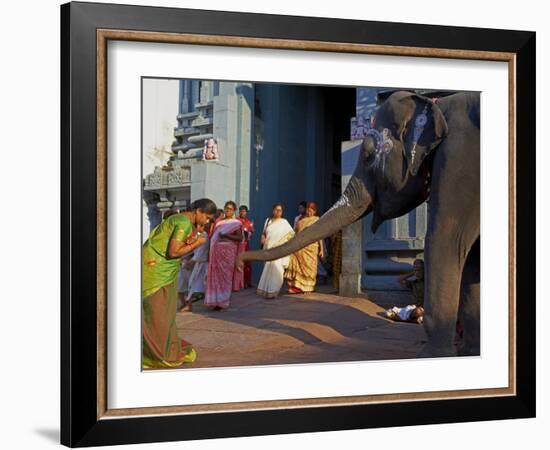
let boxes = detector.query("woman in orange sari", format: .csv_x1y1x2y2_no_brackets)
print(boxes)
285,202,324,294
204,201,244,310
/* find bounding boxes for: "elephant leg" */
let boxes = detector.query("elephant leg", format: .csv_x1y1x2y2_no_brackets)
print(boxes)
420,226,465,357
457,239,480,356
418,139,479,358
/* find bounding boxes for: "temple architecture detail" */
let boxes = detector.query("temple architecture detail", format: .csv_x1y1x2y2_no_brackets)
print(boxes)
143,80,430,291
143,80,253,234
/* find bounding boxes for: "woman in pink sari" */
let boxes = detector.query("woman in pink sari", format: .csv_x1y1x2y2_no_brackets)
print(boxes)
204,201,244,310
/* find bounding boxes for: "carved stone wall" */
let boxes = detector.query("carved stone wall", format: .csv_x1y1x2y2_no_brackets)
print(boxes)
143,80,253,236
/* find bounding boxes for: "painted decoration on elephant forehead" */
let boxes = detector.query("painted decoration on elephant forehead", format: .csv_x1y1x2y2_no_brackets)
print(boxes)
366,127,394,172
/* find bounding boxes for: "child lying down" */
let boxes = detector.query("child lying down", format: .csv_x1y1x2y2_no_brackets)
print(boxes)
385,305,424,324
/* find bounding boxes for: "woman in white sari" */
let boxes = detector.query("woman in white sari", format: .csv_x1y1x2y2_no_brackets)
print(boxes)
256,203,295,299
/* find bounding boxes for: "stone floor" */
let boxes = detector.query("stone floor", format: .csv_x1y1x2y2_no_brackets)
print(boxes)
175,285,427,369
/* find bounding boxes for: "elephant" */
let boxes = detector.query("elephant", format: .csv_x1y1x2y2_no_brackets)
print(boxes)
237,90,480,358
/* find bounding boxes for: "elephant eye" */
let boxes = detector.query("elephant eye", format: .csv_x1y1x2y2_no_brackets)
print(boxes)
393,123,403,136
400,120,410,138
399,125,408,141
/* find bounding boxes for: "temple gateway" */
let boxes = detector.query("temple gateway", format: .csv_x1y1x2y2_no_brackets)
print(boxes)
143,79,441,291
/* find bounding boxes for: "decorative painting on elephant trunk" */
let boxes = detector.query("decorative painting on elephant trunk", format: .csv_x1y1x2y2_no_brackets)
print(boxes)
141,77,480,370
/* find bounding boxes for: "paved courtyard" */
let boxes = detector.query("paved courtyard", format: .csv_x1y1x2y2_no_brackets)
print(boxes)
175,285,427,368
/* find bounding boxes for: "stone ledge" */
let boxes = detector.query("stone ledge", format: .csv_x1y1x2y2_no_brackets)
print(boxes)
365,238,425,251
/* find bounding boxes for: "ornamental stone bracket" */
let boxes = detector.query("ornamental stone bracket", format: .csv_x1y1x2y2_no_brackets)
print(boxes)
143,164,193,234
144,166,191,191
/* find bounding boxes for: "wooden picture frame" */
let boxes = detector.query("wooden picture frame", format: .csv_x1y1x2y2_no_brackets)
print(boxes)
61,1,535,447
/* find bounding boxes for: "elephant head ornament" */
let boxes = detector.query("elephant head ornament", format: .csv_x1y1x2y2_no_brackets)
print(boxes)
236,90,448,264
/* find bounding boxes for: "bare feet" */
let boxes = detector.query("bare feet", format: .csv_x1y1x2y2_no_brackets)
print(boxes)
179,302,192,313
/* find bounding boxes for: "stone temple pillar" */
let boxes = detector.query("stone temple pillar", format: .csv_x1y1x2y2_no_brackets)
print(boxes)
339,140,364,296
340,220,363,296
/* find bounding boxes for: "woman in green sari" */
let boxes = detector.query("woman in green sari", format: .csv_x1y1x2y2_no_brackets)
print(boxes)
142,198,217,369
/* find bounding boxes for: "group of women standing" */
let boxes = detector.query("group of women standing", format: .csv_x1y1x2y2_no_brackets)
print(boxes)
256,201,324,298
187,199,325,308
141,198,253,368
141,197,326,369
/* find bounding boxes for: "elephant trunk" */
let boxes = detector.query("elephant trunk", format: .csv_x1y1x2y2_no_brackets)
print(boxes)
237,176,372,264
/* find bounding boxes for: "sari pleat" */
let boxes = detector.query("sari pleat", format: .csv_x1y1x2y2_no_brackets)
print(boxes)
142,279,197,368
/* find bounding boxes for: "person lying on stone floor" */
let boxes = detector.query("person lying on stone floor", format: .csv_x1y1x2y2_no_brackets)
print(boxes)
385,259,425,324
385,305,425,324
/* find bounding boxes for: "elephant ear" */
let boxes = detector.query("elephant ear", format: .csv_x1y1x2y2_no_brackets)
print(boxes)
402,95,448,176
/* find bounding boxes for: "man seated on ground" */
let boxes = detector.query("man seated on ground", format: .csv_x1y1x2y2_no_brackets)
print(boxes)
385,259,425,324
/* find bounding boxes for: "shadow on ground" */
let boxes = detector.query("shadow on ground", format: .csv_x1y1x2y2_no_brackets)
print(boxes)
174,285,428,369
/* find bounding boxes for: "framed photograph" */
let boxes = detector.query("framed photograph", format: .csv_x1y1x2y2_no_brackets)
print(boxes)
61,1,535,447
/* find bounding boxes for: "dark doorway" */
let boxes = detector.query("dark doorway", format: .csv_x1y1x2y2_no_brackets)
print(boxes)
320,86,357,209
250,82,356,283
